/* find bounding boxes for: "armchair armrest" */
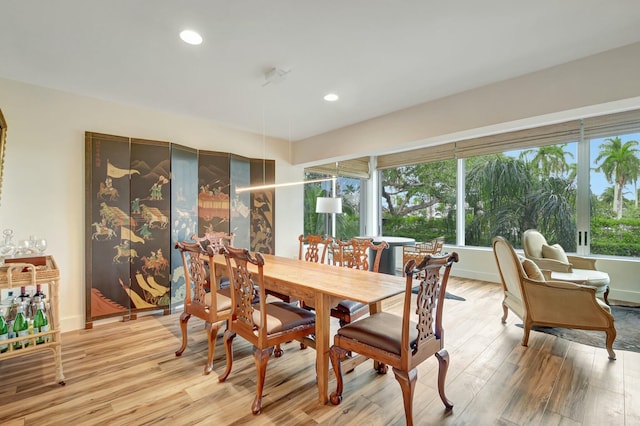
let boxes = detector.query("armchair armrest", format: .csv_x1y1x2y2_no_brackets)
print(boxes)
567,255,597,270
529,256,572,273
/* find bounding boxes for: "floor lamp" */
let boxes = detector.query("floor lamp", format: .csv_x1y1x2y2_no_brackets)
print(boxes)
316,197,342,238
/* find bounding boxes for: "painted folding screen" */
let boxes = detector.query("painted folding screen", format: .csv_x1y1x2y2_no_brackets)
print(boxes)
197,151,230,236
170,144,198,306
85,133,171,327
250,159,275,254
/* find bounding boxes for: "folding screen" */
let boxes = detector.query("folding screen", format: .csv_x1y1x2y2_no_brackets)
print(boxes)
169,144,198,307
250,159,275,254
86,134,276,325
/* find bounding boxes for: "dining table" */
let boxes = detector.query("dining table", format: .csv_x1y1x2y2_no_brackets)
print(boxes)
212,253,406,404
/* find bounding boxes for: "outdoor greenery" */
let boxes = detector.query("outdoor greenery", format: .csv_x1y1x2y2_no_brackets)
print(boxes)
378,137,640,257
303,136,640,257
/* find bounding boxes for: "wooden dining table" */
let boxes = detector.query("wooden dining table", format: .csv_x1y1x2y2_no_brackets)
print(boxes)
212,253,406,404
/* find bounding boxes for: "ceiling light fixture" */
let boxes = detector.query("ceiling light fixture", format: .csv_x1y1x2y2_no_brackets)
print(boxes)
324,93,339,102
180,29,203,45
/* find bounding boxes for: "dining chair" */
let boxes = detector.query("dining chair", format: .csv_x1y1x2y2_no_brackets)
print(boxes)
299,233,332,264
329,252,459,426
331,238,389,326
174,241,232,374
219,246,317,415
191,231,235,289
402,236,445,276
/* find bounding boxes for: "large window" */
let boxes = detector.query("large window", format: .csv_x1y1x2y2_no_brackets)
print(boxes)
464,144,577,249
303,173,362,240
380,161,456,242
373,109,640,258
590,132,640,256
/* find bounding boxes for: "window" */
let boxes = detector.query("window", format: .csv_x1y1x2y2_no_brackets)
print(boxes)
303,172,362,240
589,132,640,256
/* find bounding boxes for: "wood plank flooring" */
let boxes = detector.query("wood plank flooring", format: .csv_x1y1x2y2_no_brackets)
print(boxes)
1,277,638,425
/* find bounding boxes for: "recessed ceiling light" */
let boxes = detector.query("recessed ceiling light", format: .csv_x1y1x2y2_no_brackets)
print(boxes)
324,93,339,102
180,29,203,45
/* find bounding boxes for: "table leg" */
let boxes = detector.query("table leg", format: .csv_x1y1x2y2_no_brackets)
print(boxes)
315,293,330,404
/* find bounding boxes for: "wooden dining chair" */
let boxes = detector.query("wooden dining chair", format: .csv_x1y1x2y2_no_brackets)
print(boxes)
191,231,235,289
298,233,332,264
174,241,232,374
219,246,317,415
331,238,389,326
402,236,445,276
329,252,459,426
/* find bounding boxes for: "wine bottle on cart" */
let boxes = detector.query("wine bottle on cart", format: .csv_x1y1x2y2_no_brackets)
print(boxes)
12,303,29,350
0,309,8,353
33,297,49,344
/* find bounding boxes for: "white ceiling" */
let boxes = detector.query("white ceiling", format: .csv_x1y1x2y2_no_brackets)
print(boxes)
2,1,640,141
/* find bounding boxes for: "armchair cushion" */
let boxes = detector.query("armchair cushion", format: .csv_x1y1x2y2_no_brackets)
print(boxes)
541,243,569,264
519,256,545,281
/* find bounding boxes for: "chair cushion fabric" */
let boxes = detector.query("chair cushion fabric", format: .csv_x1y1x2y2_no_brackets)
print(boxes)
336,311,418,356
541,243,569,264
518,256,545,281
204,291,233,311
252,301,315,334
334,299,367,314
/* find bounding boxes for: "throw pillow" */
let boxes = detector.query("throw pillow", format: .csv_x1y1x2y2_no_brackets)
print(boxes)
541,243,569,264
519,257,545,281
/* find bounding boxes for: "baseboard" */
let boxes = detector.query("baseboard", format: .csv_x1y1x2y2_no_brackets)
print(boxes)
452,267,500,284
609,289,640,304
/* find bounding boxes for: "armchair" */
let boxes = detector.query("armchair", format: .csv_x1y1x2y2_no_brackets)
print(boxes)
493,236,616,360
522,229,610,303
402,236,445,275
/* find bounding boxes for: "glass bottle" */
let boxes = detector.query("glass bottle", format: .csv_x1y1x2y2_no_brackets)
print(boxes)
0,308,8,353
33,297,49,344
12,303,29,350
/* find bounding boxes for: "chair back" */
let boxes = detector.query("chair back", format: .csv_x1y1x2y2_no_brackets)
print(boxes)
192,231,235,253
175,240,221,319
221,246,266,339
492,236,525,304
522,229,547,260
403,253,458,362
298,234,332,264
335,238,388,272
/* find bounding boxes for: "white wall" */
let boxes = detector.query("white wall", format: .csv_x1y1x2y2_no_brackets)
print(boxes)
0,78,304,332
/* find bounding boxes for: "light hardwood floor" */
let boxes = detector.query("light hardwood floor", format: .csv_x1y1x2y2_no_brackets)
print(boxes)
1,277,639,425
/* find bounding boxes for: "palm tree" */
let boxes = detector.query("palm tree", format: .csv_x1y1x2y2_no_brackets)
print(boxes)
520,144,573,178
594,136,640,219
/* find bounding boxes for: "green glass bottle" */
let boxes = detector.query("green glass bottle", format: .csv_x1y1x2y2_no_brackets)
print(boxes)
33,298,49,344
12,303,29,350
0,309,8,353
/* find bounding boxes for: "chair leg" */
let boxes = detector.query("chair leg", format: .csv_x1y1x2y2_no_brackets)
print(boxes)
606,328,617,360
204,321,221,375
252,346,274,415
521,319,532,346
435,349,454,410
274,344,284,358
393,367,417,426
329,345,348,405
501,302,508,324
175,312,191,356
604,286,610,305
218,330,236,382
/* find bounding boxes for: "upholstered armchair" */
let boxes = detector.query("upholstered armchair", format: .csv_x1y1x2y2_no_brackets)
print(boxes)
522,229,610,303
493,236,616,360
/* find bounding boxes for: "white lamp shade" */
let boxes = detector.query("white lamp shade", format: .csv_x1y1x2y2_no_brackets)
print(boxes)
316,197,342,214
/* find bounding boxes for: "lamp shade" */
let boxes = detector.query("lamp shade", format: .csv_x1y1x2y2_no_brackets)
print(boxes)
316,197,342,214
